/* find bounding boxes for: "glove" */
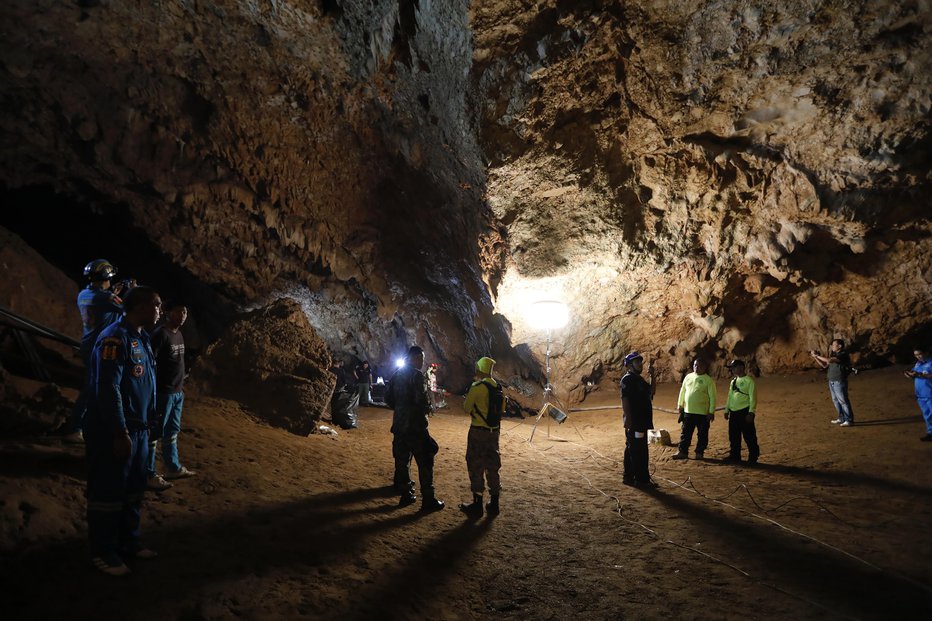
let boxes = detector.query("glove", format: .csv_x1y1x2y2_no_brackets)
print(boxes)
677,408,684,424
709,413,715,423
747,412,755,423
724,410,730,420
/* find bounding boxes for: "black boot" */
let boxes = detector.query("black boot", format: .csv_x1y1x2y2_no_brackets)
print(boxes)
398,491,417,507
459,493,483,518
421,496,445,512
486,494,500,516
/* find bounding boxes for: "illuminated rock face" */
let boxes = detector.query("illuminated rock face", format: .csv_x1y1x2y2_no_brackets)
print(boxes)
473,0,931,395
0,1,929,399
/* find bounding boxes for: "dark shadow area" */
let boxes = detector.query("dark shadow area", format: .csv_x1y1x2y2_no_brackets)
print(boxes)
649,489,927,620
0,442,86,480
334,519,493,620
694,455,932,497
847,415,923,427
0,183,234,350
1,485,472,620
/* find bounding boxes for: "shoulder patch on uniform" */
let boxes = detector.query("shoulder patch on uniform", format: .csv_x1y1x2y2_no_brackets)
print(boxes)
100,338,122,361
132,364,144,377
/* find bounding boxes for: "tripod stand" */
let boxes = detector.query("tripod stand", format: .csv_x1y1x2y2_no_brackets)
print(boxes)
528,328,579,443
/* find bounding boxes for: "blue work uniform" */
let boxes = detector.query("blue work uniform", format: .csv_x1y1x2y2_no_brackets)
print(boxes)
68,287,123,432
85,317,156,561
78,286,124,365
913,359,932,435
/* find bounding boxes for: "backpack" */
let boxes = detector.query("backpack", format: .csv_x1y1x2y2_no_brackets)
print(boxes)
480,379,504,428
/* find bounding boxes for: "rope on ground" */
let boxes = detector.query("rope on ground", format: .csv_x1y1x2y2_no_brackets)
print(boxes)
512,433,860,621
498,423,932,600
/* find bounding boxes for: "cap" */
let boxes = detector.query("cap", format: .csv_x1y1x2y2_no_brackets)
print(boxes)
726,359,745,368
476,356,496,374
623,351,643,366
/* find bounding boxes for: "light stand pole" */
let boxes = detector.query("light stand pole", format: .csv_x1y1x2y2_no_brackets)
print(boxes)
526,299,572,443
529,328,554,443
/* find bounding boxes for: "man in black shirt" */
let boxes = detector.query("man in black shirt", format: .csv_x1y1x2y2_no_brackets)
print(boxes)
810,338,855,427
146,302,196,488
620,351,657,488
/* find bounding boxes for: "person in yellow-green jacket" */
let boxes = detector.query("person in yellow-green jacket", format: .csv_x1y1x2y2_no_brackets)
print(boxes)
672,358,717,460
459,356,503,518
723,360,760,465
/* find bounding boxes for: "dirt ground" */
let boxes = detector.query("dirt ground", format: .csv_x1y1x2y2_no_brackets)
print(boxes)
1,367,930,621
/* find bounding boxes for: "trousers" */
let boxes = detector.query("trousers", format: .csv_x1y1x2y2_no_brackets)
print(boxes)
727,407,760,461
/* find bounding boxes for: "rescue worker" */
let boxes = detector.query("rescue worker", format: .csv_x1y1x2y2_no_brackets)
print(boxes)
672,357,717,460
620,351,656,487
63,259,127,443
385,345,444,512
904,347,932,442
85,286,161,576
723,360,760,464
459,356,503,517
146,301,196,491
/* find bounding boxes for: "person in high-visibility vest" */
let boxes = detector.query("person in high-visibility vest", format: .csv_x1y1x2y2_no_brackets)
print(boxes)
723,360,760,464
672,358,717,460
459,357,503,517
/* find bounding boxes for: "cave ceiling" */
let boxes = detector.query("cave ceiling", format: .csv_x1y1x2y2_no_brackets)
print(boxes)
1,0,929,397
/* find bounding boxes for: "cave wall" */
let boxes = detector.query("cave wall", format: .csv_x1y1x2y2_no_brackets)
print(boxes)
0,0,509,390
472,0,931,395
1,0,929,403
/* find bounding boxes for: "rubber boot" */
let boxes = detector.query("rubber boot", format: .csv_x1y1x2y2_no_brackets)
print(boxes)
486,494,500,517
459,493,483,518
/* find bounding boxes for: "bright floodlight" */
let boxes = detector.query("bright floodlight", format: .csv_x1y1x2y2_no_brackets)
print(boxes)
527,300,569,330
395,357,406,369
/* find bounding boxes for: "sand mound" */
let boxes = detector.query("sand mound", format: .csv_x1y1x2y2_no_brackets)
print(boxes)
194,298,334,435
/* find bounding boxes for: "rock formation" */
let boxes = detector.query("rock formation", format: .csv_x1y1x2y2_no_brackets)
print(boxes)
0,1,929,401
194,297,334,434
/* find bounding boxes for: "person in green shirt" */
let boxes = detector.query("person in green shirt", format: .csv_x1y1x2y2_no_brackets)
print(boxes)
459,356,503,518
673,358,717,460
723,360,760,464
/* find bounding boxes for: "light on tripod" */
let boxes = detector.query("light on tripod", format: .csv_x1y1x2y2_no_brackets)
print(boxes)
527,300,569,330
526,300,571,442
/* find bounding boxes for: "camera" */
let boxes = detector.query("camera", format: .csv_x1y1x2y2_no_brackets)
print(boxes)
112,278,137,295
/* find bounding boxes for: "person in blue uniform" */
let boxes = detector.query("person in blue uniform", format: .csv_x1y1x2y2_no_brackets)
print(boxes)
85,286,161,576
905,347,932,442
63,259,128,442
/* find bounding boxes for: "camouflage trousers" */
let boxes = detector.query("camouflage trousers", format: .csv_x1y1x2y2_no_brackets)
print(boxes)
466,426,501,495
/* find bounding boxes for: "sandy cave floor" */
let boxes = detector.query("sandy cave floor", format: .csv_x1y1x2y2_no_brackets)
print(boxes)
1,367,931,621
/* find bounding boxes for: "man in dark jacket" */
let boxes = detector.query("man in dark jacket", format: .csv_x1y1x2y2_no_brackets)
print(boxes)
620,351,656,488
385,345,444,512
85,286,161,575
